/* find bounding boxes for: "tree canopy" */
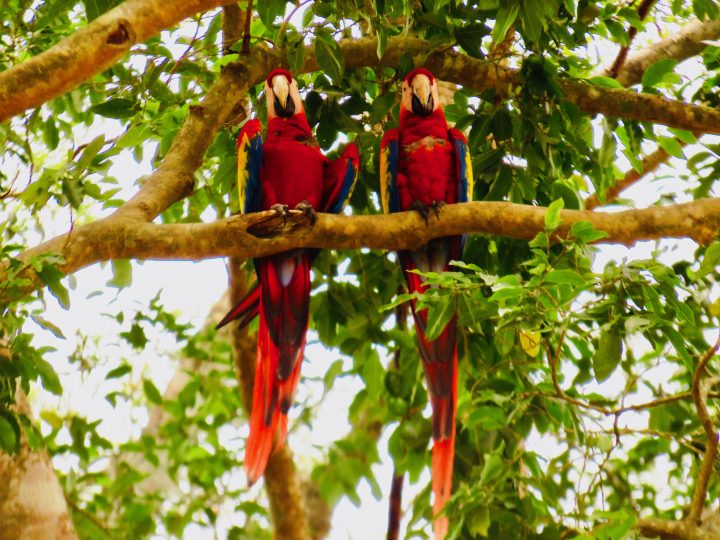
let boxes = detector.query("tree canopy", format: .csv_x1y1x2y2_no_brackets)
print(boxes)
1,0,720,539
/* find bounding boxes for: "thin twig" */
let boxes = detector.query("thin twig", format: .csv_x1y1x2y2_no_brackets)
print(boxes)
276,0,313,44
387,473,404,540
584,142,682,210
607,0,657,78
688,332,720,523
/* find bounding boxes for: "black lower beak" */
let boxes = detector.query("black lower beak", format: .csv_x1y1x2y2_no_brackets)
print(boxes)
275,97,295,118
411,94,433,117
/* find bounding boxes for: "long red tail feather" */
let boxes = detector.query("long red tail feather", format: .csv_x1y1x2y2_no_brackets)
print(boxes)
243,253,310,484
400,240,459,540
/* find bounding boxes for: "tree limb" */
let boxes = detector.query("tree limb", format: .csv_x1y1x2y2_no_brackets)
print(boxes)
0,0,231,122
636,517,718,540
4,32,720,136
614,18,720,87
6,197,720,303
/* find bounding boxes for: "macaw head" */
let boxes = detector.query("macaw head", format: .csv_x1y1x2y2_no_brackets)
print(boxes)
265,69,303,119
401,68,440,117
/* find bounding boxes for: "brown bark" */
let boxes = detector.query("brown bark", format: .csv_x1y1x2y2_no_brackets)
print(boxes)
4,33,720,136
0,392,77,540
614,18,720,87
8,198,720,289
0,0,231,122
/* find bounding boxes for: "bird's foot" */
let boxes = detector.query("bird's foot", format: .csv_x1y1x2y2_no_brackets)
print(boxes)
294,200,317,225
269,203,290,224
429,200,447,220
410,200,430,224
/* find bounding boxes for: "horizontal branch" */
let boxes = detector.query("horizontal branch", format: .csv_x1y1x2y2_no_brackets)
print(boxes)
616,18,720,87
6,198,718,300
637,517,718,540
296,37,720,135
0,0,230,122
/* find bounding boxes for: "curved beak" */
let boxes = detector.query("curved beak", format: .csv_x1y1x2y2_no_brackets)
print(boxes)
411,75,434,117
272,75,295,118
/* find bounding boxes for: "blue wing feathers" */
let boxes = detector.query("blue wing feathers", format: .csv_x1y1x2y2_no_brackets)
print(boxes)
243,132,263,214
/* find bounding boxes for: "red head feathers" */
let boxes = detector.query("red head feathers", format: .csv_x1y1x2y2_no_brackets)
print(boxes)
405,67,435,85
266,68,293,85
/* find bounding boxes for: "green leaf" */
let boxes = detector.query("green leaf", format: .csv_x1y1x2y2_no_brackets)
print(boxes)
588,76,625,89
544,198,564,231
143,379,163,405
36,358,62,395
376,26,388,59
77,135,106,173
0,415,18,453
425,295,457,341
287,36,306,74
106,364,132,379
657,136,685,159
315,33,345,83
454,23,490,59
490,108,512,140
121,323,148,349
467,505,491,536
642,58,679,88
492,2,519,44
594,328,623,382
108,259,133,289
90,98,138,119
697,242,720,279
571,221,608,243
544,269,587,286
37,265,70,309
82,0,122,20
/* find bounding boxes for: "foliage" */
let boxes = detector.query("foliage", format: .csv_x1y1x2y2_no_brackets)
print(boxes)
1,0,720,538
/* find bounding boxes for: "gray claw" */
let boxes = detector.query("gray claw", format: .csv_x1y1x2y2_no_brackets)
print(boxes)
410,200,430,224
430,200,447,220
294,200,317,225
270,203,290,224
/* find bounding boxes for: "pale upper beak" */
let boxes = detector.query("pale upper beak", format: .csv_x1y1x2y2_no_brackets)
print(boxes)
412,75,431,107
410,74,434,116
272,75,290,109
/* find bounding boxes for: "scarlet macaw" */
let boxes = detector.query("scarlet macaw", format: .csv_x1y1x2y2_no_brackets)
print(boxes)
216,69,359,484
380,68,473,539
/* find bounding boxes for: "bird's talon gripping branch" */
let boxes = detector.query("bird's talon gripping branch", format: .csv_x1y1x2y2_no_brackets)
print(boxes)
270,203,290,223
431,200,447,220
410,200,431,224
294,200,317,225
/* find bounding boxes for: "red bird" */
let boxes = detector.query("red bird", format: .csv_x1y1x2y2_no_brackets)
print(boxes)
380,68,473,540
216,69,359,484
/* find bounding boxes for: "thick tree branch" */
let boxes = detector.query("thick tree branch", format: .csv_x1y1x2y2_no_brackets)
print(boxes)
299,38,720,135
637,517,717,540
6,198,719,304
4,33,720,136
614,18,720,87
0,0,231,122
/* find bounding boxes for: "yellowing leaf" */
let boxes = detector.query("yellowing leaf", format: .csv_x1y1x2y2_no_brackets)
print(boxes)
519,329,541,357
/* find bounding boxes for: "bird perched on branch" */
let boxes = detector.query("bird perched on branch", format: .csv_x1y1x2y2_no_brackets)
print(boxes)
380,67,473,539
216,69,359,484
